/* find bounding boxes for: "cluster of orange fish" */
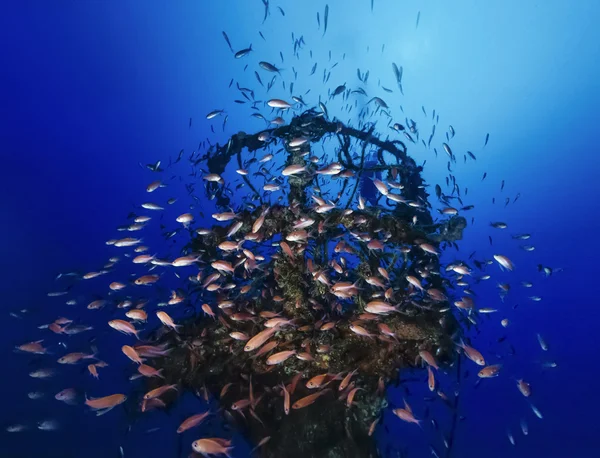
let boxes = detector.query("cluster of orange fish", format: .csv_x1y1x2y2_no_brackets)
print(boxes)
6,1,565,455
8,174,415,454
13,145,550,457
12,132,556,458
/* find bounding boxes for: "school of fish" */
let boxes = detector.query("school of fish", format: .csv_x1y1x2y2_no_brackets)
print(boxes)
9,2,561,457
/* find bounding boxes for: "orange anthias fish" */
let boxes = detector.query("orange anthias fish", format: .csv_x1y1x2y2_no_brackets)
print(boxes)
172,255,200,267
201,303,216,319
134,274,160,285
478,364,502,378
55,388,78,405
349,323,374,338
427,366,436,391
338,369,358,392
141,398,165,413
134,344,171,357
156,311,181,332
306,373,329,389
58,351,96,364
365,301,397,315
457,339,485,366
346,387,362,407
292,389,331,409
121,345,144,364
516,379,531,397
231,399,251,411
138,364,164,378
85,393,126,416
192,438,233,457
251,340,278,359
143,384,178,400
368,417,379,436
177,411,210,433
244,327,278,352
393,399,421,427
211,260,235,273
280,383,290,415
87,364,99,379
16,340,48,354
266,350,296,365
418,350,439,370
108,320,140,339
125,309,148,322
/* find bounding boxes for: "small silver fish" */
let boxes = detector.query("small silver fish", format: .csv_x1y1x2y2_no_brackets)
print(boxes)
507,430,515,446
520,419,529,435
6,424,28,432
38,419,59,431
530,403,543,419
537,333,548,351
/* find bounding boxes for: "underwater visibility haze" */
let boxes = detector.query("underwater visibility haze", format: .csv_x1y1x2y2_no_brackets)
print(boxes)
1,1,600,457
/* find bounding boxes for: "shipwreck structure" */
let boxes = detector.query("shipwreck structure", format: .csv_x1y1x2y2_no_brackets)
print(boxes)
147,110,465,457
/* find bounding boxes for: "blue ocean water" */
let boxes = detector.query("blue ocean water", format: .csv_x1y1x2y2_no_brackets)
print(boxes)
1,1,599,457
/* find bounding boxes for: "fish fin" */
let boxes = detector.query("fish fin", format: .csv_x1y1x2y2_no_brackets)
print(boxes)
96,406,115,416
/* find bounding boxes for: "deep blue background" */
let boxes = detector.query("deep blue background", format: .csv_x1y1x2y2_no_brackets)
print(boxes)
1,1,599,457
